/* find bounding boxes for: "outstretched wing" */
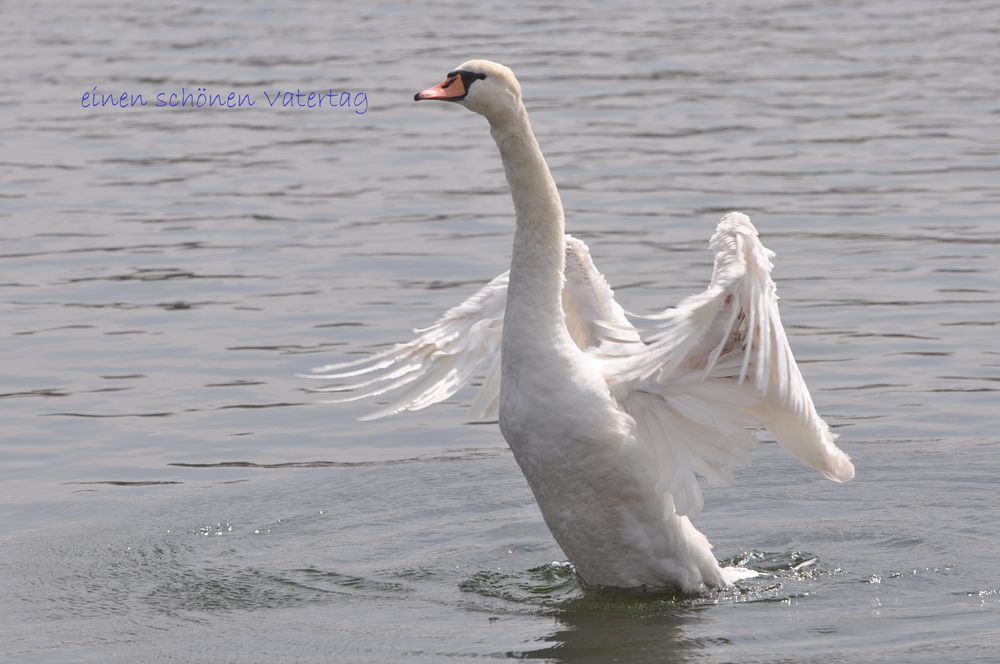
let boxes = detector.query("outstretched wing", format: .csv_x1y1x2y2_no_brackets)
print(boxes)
606,212,853,516
305,271,509,421
308,235,639,421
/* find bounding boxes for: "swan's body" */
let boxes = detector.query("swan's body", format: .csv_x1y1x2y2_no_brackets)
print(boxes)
309,61,853,592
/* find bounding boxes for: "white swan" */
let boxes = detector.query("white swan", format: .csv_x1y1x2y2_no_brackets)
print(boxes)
308,60,854,592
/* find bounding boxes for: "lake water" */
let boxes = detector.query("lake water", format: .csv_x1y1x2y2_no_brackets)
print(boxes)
2,0,999,661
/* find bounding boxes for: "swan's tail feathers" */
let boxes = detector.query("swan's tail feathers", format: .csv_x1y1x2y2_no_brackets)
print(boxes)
607,212,853,504
306,271,509,420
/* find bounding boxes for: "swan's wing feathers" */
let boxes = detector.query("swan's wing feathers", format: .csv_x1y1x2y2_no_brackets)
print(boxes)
612,355,761,517
621,372,760,516
703,213,853,483
562,235,643,354
306,271,509,421
608,212,853,515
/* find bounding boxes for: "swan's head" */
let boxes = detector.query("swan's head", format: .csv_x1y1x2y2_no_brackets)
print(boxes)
414,60,522,120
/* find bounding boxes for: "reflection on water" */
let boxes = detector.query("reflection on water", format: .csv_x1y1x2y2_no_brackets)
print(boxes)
520,599,702,663
2,0,1000,661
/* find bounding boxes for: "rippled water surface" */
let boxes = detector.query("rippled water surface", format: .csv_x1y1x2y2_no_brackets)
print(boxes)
2,0,999,661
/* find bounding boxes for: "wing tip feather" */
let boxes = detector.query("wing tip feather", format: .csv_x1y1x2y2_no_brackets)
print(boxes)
822,450,856,483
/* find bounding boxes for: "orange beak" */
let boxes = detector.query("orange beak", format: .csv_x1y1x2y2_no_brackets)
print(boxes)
414,74,467,102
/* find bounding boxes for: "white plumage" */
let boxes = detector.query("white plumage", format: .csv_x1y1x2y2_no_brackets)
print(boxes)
308,60,853,592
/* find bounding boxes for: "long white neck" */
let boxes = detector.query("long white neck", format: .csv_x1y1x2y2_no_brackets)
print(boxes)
489,105,567,350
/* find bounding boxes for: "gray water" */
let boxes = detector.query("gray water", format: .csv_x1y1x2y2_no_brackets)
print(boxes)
2,0,999,661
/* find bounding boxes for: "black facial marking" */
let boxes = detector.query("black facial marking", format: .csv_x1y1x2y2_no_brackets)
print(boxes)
460,70,488,91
